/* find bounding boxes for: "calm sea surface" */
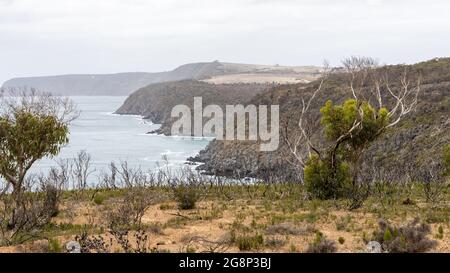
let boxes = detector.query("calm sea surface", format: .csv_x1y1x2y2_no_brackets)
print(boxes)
34,96,210,175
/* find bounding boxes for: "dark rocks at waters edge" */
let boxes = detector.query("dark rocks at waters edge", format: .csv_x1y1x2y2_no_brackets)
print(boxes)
186,155,203,163
184,161,198,166
192,58,450,180
113,58,450,181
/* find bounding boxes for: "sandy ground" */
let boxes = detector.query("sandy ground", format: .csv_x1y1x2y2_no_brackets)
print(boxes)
1,198,448,253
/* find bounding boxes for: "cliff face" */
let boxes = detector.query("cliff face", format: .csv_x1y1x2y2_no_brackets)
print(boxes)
115,80,272,134
1,61,321,96
193,58,450,180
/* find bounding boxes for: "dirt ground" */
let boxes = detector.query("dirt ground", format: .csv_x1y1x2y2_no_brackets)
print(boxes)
1,195,448,253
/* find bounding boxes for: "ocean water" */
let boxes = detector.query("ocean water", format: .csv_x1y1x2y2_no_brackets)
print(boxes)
33,96,211,175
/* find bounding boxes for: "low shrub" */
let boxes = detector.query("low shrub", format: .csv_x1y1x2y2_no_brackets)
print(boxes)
107,188,158,229
159,203,173,210
265,236,286,249
48,238,62,253
436,226,444,239
93,194,105,205
147,224,164,235
373,218,437,253
235,234,264,251
425,209,449,224
173,185,200,210
304,155,351,200
444,144,450,177
306,232,337,253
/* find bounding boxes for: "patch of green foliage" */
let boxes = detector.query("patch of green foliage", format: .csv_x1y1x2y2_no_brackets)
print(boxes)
48,238,62,253
374,218,437,253
444,144,450,177
304,154,351,200
320,99,389,149
235,234,264,251
93,194,105,205
0,110,69,180
436,226,444,240
304,99,390,200
173,185,199,210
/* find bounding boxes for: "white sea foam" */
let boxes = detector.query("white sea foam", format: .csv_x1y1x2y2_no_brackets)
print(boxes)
32,96,211,182
141,133,214,141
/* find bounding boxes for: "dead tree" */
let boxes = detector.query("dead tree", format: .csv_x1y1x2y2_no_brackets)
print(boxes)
282,61,331,179
283,57,422,206
72,150,95,191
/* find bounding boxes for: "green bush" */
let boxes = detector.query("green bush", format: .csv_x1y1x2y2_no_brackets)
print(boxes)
303,98,391,202
235,234,264,251
436,226,444,239
173,185,199,210
383,229,392,242
320,99,389,147
304,155,351,200
444,144,450,177
48,238,62,253
186,246,196,253
338,237,345,244
93,194,105,205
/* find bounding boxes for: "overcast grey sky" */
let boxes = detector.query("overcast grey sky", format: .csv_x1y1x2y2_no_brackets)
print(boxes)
1,0,449,84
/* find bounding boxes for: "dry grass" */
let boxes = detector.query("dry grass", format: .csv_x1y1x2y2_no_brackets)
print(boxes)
0,185,448,253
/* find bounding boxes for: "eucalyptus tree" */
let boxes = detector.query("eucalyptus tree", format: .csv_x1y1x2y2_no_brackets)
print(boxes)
284,57,422,206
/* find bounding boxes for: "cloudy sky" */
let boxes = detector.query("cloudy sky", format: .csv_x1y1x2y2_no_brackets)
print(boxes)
1,0,449,84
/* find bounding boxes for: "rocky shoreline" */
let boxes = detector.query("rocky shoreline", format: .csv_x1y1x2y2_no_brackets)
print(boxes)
115,58,450,181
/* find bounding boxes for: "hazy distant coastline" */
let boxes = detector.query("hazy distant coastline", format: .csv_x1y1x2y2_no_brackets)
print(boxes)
1,61,322,96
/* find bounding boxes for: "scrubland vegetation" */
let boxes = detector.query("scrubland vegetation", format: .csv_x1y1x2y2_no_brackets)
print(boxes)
0,158,448,253
0,178,447,252
0,57,449,253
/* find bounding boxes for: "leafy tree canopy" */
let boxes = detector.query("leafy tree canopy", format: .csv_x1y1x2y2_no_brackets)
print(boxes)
0,108,69,186
320,99,389,149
